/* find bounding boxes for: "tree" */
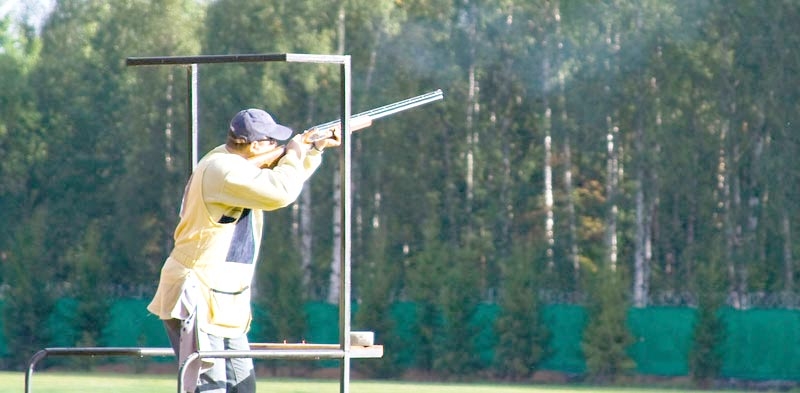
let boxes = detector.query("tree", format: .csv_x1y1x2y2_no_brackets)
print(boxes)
28,0,205,290
1,207,56,369
352,227,404,378
433,241,484,378
404,218,448,374
103,0,205,286
4,0,800,378
581,266,635,383
689,256,726,388
493,244,550,380
254,223,309,374
0,15,44,250
64,221,110,369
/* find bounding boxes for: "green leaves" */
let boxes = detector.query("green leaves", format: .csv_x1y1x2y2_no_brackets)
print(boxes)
1,0,800,378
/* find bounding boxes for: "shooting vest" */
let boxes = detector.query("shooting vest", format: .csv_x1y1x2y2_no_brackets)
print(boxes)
148,145,322,338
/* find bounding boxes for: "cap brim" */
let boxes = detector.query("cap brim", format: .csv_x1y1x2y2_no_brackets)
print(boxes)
268,124,293,141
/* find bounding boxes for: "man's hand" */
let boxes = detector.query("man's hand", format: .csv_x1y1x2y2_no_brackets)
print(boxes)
249,145,286,169
311,128,342,151
284,134,309,161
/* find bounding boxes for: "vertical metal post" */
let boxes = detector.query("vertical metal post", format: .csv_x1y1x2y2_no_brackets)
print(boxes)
339,56,352,393
187,64,199,176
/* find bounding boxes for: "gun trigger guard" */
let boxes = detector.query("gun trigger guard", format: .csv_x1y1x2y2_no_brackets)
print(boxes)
304,128,336,144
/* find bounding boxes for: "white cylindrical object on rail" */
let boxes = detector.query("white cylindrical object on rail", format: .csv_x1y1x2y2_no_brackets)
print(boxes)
349,331,374,346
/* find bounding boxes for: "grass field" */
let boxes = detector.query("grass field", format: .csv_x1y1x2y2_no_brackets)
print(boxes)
3,371,782,393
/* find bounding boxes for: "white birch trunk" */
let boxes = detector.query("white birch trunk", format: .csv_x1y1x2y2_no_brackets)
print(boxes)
633,165,648,307
543,52,555,270
327,172,342,304
606,119,619,271
603,23,621,271
554,1,579,281
632,9,650,308
466,64,476,224
164,71,174,171
161,71,178,259
718,121,739,308
355,23,382,253
464,5,478,238
784,216,794,294
296,98,318,294
299,191,312,291
563,137,579,279
732,163,746,308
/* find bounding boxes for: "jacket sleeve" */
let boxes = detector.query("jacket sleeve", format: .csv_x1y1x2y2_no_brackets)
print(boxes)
202,150,323,211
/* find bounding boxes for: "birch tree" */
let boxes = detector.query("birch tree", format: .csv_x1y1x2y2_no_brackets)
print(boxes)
552,0,581,289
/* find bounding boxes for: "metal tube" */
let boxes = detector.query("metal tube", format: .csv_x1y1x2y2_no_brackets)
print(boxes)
127,54,288,66
126,53,350,67
362,89,443,120
24,347,175,393
339,57,352,393
311,89,443,131
24,350,49,393
187,64,198,175
286,53,349,64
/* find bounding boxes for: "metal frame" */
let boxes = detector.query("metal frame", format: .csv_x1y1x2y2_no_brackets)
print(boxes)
24,343,382,393
25,347,174,393
24,53,361,393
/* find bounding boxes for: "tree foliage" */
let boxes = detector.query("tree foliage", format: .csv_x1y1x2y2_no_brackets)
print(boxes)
1,0,799,380
581,267,636,383
689,248,727,387
493,244,551,380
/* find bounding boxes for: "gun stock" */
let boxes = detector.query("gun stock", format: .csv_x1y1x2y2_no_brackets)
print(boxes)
301,114,373,144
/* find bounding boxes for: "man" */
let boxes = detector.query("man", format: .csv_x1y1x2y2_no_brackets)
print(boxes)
147,108,340,393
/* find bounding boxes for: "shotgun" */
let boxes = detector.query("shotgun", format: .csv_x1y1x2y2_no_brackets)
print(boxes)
255,89,444,168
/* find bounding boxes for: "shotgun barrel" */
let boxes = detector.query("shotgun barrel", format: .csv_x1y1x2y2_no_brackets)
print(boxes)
302,89,444,143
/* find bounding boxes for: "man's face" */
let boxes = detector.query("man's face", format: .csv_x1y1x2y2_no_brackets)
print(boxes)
250,137,279,153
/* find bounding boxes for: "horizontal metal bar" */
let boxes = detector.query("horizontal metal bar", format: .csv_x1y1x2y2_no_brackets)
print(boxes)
25,343,382,393
195,349,346,360
285,53,349,64
25,347,175,393
126,53,288,66
125,53,350,67
35,347,175,357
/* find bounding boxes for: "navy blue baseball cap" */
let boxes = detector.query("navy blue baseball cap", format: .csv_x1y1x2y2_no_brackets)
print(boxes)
229,108,293,142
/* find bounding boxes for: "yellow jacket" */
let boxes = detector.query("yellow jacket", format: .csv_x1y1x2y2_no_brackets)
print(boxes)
147,144,322,338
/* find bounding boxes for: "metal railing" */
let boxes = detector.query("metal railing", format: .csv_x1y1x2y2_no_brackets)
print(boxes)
25,347,174,393
25,343,383,393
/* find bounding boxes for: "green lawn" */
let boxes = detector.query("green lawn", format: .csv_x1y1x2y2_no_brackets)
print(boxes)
2,371,780,393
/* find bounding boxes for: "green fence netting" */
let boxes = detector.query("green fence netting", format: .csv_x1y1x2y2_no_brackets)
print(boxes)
3,299,800,379
385,301,417,368
628,306,696,376
540,304,587,373
103,298,170,348
719,308,800,380
472,303,499,367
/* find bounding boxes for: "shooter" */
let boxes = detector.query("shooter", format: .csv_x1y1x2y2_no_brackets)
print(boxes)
147,90,443,393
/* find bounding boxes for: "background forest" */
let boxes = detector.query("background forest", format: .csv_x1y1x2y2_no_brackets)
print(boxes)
1,0,799,386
